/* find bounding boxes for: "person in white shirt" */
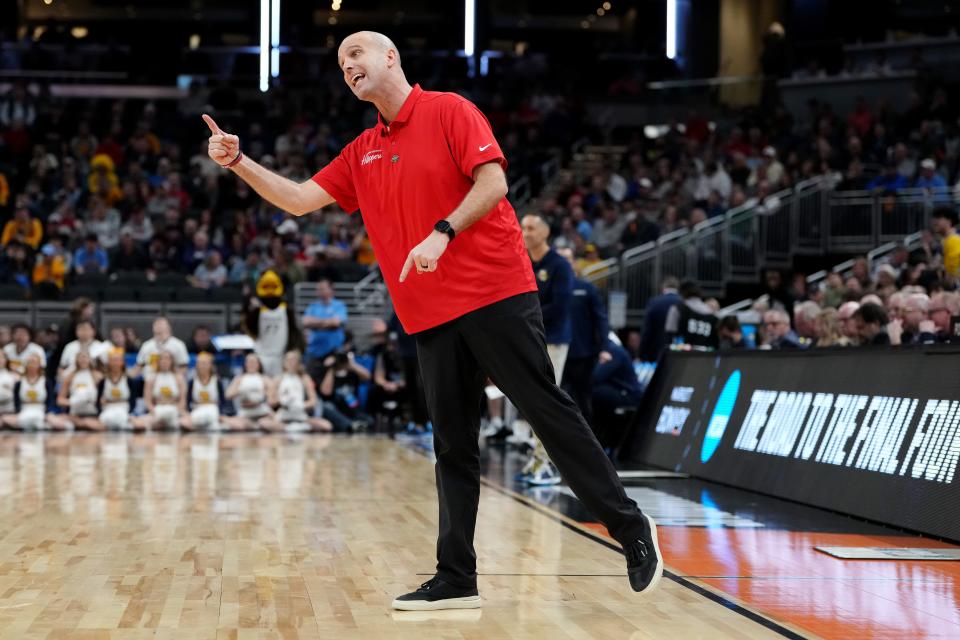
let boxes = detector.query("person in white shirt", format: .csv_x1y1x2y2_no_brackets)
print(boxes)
58,320,106,380
134,317,189,377
52,349,103,431
3,354,53,430
223,353,274,430
132,350,186,430
259,349,333,433
181,352,225,431
4,324,46,375
0,351,20,419
97,349,136,430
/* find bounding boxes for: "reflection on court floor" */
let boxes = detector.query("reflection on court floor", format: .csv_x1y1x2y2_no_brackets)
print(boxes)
558,485,766,528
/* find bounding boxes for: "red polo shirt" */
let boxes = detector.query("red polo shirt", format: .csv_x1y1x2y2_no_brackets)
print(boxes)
312,84,536,334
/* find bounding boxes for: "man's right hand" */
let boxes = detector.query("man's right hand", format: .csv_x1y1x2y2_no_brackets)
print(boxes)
203,114,241,167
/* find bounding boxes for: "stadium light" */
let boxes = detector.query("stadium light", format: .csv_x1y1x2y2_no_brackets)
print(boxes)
464,0,475,57
666,0,677,60
260,0,270,91
271,0,281,78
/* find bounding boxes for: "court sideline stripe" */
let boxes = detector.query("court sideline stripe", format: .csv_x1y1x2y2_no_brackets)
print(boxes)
478,477,816,640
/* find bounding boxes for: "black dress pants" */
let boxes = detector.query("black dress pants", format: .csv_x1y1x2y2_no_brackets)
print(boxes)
415,292,647,589
561,355,597,428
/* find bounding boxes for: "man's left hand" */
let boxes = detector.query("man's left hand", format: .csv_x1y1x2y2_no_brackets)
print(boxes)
399,231,449,282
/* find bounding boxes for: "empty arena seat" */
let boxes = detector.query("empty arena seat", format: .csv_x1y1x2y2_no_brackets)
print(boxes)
66,285,103,302
73,273,109,288
0,285,28,301
154,273,187,288
111,271,152,287
175,288,213,303
139,287,175,303
210,286,244,303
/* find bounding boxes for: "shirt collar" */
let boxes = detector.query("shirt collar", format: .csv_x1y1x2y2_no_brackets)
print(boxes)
377,84,423,133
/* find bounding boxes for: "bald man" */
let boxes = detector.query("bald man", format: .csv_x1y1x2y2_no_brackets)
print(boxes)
203,31,661,611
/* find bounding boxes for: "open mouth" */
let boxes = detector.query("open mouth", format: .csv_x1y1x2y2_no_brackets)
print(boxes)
351,73,365,88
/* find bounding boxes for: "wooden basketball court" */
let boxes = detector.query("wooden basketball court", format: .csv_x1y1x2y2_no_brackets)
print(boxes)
0,432,956,639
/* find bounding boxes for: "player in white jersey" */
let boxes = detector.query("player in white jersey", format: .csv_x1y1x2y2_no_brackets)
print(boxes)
260,349,333,433
223,353,274,430
58,320,106,381
97,349,136,430
4,324,46,375
0,352,20,419
3,354,53,430
181,352,225,431
52,349,103,430
132,350,186,430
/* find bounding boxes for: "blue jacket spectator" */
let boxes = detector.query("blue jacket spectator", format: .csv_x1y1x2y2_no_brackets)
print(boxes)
591,339,644,448
531,248,573,345
303,279,348,361
866,165,909,193
568,277,609,359
638,278,681,362
73,234,108,275
594,341,644,403
914,159,950,203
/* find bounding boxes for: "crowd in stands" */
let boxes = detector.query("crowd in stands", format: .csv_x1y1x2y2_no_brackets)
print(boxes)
2,55,959,300
534,77,960,262
0,75,583,299
632,206,960,359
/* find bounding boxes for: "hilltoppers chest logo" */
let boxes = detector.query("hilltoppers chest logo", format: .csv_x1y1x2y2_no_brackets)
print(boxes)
361,149,382,165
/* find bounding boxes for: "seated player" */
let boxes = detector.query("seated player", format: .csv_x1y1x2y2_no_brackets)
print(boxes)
259,349,332,433
132,350,186,430
181,352,226,431
52,349,103,431
0,351,19,422
97,349,137,430
223,353,274,430
3,354,54,430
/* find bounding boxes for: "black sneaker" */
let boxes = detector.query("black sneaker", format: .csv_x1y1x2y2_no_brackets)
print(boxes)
625,514,663,594
391,577,481,611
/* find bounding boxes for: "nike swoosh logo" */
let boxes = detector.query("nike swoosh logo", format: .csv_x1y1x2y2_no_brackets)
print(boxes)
479,144,493,151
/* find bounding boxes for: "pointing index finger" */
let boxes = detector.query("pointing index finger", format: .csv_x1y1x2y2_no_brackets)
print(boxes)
399,253,414,283
202,114,223,135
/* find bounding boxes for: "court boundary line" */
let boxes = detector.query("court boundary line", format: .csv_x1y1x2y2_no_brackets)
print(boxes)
477,476,821,640
394,436,819,639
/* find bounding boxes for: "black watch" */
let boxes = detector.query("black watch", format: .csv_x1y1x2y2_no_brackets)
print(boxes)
434,219,456,241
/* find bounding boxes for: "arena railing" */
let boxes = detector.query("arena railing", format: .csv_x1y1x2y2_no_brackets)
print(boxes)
718,230,927,319
826,187,952,253
585,174,838,325
0,300,244,342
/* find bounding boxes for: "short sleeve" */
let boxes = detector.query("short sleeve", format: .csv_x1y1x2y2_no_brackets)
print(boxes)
312,144,360,214
174,340,189,366
59,342,74,369
442,99,508,179
136,344,149,366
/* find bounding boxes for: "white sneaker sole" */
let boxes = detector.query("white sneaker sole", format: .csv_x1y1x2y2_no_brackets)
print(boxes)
638,513,664,595
391,595,482,611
